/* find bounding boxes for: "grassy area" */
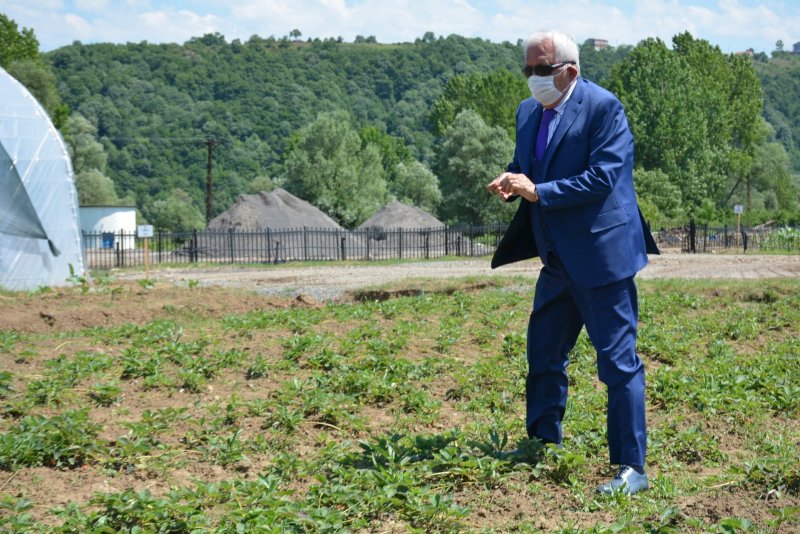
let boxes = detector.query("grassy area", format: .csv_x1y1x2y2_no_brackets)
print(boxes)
0,277,798,532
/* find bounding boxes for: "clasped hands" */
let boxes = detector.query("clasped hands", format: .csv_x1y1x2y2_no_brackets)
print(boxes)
487,172,539,203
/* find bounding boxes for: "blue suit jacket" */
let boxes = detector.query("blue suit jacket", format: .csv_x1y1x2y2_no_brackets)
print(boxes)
491,78,658,288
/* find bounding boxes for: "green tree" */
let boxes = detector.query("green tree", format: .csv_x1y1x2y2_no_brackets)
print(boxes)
430,69,528,139
0,14,38,68
755,53,800,170
634,168,685,227
63,113,121,206
144,189,205,232
248,176,280,194
391,161,442,214
283,111,388,227
5,60,69,127
44,34,525,218
358,125,441,210
1,14,68,127
578,41,633,85
63,114,108,174
74,169,119,206
747,141,798,211
359,126,413,175
608,33,764,212
434,110,515,225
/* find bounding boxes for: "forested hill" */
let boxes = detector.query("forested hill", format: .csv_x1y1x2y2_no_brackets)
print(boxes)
43,33,799,229
46,34,527,216
755,54,800,171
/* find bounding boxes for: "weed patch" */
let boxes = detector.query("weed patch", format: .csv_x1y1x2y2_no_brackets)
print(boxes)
0,278,798,531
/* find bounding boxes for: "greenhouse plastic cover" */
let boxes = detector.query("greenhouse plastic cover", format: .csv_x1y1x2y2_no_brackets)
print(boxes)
0,67,85,290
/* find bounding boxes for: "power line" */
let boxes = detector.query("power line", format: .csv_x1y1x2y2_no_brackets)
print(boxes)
101,136,213,143
205,139,219,224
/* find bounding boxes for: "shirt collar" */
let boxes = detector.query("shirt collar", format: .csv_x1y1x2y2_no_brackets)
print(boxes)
553,77,578,115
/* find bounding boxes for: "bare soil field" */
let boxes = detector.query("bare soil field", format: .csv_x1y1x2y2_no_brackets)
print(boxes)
111,252,800,299
0,252,797,531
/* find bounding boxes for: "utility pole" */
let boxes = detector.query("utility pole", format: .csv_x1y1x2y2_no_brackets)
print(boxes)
746,171,752,213
205,138,218,224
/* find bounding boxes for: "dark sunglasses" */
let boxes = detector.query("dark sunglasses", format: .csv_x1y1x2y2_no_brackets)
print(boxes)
523,61,576,78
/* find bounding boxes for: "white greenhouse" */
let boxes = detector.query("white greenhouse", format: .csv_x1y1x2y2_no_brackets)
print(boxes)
0,67,85,290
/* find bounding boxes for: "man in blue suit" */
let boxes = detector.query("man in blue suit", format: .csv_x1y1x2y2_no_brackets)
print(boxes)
488,30,659,495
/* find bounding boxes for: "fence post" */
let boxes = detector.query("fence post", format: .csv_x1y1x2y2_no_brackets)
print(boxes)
274,241,281,264
303,226,308,261
81,230,86,265
425,231,430,259
469,224,474,256
703,224,708,252
191,229,198,263
157,229,162,264
724,225,728,249
366,227,371,261
689,220,696,253
445,225,449,256
228,228,235,263
266,228,271,263
398,227,403,260
341,235,346,261
741,227,748,253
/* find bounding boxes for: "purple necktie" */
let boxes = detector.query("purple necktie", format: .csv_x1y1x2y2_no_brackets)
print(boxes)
535,108,557,162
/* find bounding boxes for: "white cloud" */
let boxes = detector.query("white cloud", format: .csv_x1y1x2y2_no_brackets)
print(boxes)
2,0,797,52
74,0,109,11
228,0,486,42
63,13,92,36
137,9,225,42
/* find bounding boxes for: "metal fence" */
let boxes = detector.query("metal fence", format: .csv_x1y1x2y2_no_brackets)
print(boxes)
82,225,506,269
673,221,800,253
82,222,800,270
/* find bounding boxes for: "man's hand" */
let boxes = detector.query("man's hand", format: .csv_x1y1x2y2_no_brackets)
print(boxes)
487,172,539,202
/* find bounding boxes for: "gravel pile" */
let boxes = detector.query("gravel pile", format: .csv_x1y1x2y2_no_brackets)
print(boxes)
208,188,343,230
355,201,489,259
186,188,357,261
357,201,445,231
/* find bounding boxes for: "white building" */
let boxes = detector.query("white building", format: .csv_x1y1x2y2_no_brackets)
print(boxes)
79,206,137,250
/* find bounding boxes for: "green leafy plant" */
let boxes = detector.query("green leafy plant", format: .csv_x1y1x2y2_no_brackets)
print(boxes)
88,382,122,406
67,263,90,294
0,409,104,469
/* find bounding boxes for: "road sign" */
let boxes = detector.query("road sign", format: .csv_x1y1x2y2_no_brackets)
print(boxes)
137,225,154,238
733,204,744,214
137,225,154,277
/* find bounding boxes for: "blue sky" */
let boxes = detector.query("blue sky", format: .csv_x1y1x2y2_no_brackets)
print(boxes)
2,0,797,54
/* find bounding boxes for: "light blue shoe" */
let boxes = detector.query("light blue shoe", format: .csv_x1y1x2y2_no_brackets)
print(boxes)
596,465,649,495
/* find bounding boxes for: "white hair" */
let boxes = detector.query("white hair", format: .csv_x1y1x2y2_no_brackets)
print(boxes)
527,30,580,70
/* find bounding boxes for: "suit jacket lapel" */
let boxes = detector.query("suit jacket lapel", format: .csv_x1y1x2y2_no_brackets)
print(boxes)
520,104,541,177
541,79,585,172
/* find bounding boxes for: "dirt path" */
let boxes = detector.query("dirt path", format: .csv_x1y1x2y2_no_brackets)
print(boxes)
112,253,800,300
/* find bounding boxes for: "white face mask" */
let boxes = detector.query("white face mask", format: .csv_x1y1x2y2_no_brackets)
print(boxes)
528,74,563,107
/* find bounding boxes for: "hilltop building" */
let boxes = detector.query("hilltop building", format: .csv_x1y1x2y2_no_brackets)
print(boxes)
586,38,609,50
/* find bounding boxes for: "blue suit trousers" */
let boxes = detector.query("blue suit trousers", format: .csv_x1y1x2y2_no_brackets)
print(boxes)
525,256,647,467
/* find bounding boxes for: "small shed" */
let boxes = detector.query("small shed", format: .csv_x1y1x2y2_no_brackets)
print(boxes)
79,206,137,250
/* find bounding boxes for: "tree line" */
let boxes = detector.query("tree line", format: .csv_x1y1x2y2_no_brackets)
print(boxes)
2,13,798,231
